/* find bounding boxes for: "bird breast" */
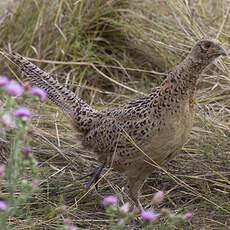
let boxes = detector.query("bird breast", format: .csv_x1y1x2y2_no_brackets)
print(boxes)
142,99,194,165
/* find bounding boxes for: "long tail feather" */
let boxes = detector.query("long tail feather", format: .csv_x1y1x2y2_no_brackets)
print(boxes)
1,51,98,132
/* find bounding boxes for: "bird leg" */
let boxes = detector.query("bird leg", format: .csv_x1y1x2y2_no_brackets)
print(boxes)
127,174,148,210
80,163,105,189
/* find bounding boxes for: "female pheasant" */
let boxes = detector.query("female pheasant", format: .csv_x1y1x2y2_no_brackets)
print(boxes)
1,39,227,207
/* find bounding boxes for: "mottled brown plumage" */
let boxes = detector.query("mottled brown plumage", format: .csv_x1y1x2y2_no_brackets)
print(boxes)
2,39,227,206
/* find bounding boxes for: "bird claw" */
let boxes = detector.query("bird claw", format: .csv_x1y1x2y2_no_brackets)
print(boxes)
80,164,105,190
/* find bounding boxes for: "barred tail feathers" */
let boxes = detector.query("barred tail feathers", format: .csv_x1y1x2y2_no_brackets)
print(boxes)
3,52,97,132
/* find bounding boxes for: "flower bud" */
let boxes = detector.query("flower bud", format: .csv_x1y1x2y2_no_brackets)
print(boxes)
0,165,6,178
102,195,118,207
0,201,8,211
0,76,9,88
151,191,164,205
184,212,193,221
120,202,129,213
30,87,47,102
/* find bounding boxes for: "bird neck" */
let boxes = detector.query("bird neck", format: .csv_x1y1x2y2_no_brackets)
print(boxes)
171,56,207,85
161,56,208,99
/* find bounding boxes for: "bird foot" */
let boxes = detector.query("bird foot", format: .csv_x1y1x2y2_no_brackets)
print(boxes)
80,164,105,190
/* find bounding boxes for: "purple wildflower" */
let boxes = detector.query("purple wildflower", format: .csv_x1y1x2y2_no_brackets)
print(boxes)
117,219,125,226
63,219,78,230
0,76,9,87
0,165,5,177
102,195,118,207
15,107,31,120
22,146,32,157
184,212,193,221
30,87,47,102
32,179,40,189
141,210,159,222
68,225,78,230
0,201,8,211
63,218,72,225
4,80,24,97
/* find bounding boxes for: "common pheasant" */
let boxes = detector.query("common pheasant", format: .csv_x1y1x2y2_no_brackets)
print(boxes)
1,39,227,207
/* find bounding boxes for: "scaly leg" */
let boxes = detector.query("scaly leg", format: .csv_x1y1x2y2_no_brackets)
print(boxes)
127,173,148,210
80,163,105,189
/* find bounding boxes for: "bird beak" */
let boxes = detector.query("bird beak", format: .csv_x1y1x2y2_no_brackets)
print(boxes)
217,46,228,56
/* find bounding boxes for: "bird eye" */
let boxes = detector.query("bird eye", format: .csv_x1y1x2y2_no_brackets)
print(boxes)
203,42,211,48
201,41,212,50
199,41,212,52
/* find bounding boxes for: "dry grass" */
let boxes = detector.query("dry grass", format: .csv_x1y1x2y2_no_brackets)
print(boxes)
0,0,229,229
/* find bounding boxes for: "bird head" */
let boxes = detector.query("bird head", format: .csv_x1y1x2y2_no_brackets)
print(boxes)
189,39,227,64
